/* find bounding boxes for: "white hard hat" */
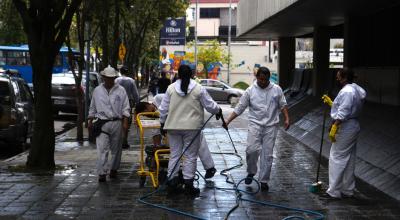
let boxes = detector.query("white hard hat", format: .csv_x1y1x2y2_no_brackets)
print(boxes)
100,65,118,77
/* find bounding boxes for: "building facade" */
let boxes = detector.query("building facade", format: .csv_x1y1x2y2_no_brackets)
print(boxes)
184,0,277,86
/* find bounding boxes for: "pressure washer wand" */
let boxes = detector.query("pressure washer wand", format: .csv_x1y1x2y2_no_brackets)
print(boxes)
220,113,238,154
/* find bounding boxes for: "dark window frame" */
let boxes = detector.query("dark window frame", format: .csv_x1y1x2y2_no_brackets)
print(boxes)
200,8,220,18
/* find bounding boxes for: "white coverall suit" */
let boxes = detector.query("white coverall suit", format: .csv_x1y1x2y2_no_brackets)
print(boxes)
234,81,287,184
326,83,366,198
153,94,215,170
89,84,130,175
159,80,220,180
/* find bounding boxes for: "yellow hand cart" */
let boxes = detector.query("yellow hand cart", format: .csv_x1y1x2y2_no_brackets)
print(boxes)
135,112,170,188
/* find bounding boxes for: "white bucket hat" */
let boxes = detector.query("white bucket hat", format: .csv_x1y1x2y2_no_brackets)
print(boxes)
100,65,118,77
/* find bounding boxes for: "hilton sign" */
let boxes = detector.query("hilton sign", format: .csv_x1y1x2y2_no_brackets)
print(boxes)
160,17,186,46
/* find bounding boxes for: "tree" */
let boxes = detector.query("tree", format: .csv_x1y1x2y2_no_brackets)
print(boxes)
121,0,189,78
0,0,26,44
67,0,96,142
13,0,82,169
186,40,230,79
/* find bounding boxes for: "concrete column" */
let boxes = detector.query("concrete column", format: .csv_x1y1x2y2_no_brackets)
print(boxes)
312,26,330,96
344,16,357,68
278,37,295,90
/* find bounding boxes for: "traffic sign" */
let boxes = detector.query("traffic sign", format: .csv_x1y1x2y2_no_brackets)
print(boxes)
119,43,126,60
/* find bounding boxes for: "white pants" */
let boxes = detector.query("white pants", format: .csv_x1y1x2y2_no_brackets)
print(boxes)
96,120,123,175
246,124,278,183
198,131,215,170
327,120,360,198
167,130,200,180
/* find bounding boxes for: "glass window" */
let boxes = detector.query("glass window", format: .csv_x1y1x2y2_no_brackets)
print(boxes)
6,51,29,66
200,8,220,18
0,81,11,105
11,81,21,102
208,80,224,88
54,54,63,66
0,81,10,97
25,52,31,65
200,80,207,86
52,74,75,85
0,50,6,66
24,84,33,102
17,81,30,102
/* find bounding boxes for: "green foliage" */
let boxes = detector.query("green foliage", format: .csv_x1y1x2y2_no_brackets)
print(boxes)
89,0,189,70
186,39,231,78
233,81,249,90
0,0,26,44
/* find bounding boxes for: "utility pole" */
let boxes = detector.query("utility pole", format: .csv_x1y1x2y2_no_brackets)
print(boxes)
195,0,198,73
227,0,232,84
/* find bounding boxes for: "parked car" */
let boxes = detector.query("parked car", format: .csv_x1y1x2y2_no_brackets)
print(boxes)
51,72,102,115
199,79,244,103
0,69,34,146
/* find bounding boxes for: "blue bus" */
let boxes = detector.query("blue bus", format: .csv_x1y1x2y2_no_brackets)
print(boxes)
0,45,79,84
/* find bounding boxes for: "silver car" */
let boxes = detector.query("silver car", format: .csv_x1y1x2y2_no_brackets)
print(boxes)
199,79,244,103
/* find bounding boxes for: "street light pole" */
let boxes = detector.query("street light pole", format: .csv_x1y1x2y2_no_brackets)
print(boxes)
227,0,232,84
84,21,91,127
194,0,198,73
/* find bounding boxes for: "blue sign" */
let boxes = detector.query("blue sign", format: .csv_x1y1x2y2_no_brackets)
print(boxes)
160,17,186,46
160,39,186,46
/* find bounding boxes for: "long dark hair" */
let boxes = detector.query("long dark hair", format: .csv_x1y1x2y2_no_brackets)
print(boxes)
178,65,192,95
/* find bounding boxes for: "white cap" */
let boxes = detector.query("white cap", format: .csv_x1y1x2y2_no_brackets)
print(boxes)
100,65,118,77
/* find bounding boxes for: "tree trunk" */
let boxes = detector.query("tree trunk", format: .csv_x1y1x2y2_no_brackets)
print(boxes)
27,47,56,169
111,0,120,68
99,0,109,69
13,0,82,170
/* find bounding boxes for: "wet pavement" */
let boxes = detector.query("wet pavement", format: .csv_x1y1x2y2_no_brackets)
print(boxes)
1,104,400,219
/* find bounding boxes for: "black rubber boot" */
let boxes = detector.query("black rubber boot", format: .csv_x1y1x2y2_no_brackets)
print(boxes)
178,170,184,184
166,176,183,194
205,167,217,179
244,174,254,185
184,179,200,197
260,182,269,191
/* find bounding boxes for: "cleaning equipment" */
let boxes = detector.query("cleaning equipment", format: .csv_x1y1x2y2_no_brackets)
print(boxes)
309,106,327,193
136,112,170,188
138,114,325,220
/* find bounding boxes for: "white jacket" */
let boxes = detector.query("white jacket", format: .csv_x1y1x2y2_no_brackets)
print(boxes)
331,83,366,129
234,81,287,127
159,79,220,124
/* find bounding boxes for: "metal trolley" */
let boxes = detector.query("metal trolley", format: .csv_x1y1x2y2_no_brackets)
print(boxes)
135,112,170,188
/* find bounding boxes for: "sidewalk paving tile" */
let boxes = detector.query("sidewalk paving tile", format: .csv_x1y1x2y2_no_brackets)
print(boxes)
0,105,399,219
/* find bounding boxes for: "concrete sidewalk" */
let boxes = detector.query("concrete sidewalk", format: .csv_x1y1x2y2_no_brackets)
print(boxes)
1,105,400,219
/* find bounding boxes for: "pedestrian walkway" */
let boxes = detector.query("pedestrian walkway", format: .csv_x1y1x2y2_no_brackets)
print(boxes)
0,105,399,219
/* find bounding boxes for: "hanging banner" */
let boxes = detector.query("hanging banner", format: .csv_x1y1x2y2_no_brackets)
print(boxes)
160,17,186,46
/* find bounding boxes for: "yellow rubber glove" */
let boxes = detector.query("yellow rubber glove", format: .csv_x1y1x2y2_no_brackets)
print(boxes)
329,124,338,142
321,94,333,107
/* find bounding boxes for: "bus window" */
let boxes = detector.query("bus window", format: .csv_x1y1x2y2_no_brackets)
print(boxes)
25,52,31,65
54,54,63,66
6,51,29,66
0,50,6,66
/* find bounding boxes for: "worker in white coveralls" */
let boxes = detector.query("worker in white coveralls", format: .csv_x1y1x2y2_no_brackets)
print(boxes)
224,67,290,192
134,93,217,179
88,65,130,182
115,66,140,149
159,65,222,196
321,68,366,199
